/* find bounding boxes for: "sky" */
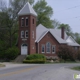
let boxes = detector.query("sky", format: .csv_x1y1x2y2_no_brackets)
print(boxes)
5,0,80,33
46,0,80,33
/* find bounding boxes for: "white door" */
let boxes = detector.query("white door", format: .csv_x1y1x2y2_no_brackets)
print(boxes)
21,44,28,55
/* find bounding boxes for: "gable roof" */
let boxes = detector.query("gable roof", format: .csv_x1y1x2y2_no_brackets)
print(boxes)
36,24,67,44
18,2,37,16
36,24,80,46
66,36,76,43
66,36,80,46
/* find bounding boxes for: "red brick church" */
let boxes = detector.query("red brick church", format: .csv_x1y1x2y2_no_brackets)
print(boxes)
18,2,80,59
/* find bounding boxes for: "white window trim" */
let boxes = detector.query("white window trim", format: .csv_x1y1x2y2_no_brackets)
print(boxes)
41,45,45,53
52,45,56,54
25,30,28,38
21,17,24,27
46,42,51,53
25,17,28,27
21,31,24,38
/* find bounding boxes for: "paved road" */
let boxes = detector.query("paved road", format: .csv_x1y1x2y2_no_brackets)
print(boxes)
0,63,80,80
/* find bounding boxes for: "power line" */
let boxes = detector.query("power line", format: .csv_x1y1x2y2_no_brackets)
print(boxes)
54,4,80,20
61,16,80,20
55,4,80,13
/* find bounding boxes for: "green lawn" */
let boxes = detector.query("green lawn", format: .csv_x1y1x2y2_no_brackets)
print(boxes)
0,64,5,67
71,66,80,71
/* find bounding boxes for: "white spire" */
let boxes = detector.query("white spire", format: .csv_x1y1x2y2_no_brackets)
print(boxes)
18,2,37,17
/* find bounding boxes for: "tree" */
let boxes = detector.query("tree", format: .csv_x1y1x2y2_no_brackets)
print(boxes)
0,0,54,48
58,23,72,36
57,45,77,61
9,0,35,20
0,0,35,48
0,11,18,47
33,0,54,28
0,0,7,11
73,33,80,44
52,19,60,28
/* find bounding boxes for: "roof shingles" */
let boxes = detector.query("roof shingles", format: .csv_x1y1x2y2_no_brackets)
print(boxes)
18,2,37,16
36,24,80,46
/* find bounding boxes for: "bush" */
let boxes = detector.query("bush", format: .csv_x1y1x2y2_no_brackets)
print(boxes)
77,50,80,60
26,54,46,60
57,45,77,61
23,59,46,63
5,47,19,60
23,54,46,63
0,51,6,60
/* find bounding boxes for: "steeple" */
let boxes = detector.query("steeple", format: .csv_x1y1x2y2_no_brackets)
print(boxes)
18,2,37,55
18,2,37,17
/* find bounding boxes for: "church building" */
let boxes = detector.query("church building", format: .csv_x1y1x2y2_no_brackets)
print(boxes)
18,2,80,59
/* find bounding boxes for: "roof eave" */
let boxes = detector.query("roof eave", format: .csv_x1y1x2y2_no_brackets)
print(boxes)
18,13,37,17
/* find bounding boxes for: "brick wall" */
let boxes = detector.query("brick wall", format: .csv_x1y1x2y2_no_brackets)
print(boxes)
18,15,36,55
38,32,67,58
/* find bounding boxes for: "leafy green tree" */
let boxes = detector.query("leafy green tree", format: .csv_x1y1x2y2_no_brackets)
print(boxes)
0,10,18,47
58,23,72,36
0,0,7,11
33,0,54,28
9,0,35,20
58,45,77,61
73,33,80,44
0,0,54,49
52,19,60,28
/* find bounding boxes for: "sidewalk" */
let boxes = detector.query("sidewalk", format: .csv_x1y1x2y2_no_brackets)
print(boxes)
0,62,36,70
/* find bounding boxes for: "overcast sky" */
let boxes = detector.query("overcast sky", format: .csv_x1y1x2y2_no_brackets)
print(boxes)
46,0,80,33
5,0,80,33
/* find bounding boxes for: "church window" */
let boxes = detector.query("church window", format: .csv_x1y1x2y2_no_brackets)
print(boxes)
21,17,24,27
52,45,56,53
42,45,45,53
25,17,28,26
25,30,28,38
46,42,51,53
21,31,24,38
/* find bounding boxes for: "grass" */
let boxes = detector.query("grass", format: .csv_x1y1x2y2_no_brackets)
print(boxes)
71,66,80,71
0,64,5,67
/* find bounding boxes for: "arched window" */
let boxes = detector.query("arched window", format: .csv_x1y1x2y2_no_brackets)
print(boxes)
52,45,56,53
25,30,28,38
46,42,51,53
21,31,24,38
22,43,27,47
25,17,28,26
21,17,24,27
41,45,45,53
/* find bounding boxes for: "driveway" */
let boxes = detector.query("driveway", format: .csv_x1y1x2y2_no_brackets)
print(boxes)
0,63,80,80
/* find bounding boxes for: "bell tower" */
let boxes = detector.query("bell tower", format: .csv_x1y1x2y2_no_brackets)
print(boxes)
18,2,37,55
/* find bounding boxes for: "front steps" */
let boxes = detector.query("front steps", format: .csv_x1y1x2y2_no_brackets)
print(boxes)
14,55,26,63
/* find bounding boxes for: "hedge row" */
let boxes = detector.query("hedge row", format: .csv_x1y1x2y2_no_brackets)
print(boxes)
23,59,46,63
26,54,46,60
23,54,46,63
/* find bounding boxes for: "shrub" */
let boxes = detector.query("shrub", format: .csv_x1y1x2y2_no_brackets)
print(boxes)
26,54,46,60
57,45,77,61
23,59,46,63
0,51,5,59
77,50,80,60
5,47,19,60
23,54,46,63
